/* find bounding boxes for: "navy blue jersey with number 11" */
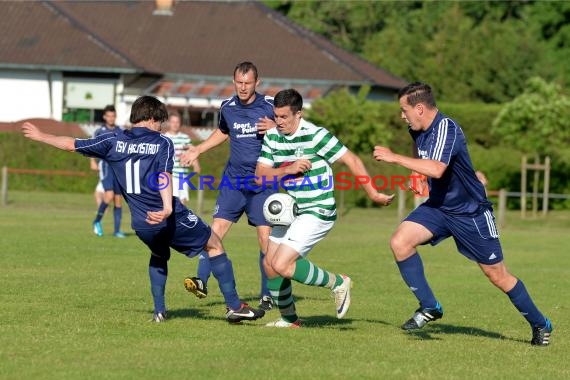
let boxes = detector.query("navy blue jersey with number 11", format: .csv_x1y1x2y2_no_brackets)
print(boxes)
75,127,182,231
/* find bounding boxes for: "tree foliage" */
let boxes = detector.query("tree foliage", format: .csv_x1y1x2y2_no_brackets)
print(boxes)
491,77,570,162
266,0,570,103
306,86,392,154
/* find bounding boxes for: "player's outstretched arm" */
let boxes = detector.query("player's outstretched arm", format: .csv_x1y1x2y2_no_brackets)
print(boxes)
21,122,76,152
373,145,447,179
180,129,228,167
337,150,394,206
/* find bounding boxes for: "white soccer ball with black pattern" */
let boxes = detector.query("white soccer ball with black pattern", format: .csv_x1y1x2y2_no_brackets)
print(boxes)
263,193,298,226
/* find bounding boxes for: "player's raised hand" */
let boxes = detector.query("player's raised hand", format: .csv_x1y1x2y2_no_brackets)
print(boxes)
373,146,397,163
21,122,43,141
180,145,199,167
256,116,276,135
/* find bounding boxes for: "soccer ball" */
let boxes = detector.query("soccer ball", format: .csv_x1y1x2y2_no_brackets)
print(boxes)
263,193,298,226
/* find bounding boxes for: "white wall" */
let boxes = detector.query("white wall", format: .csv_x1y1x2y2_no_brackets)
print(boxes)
0,70,63,122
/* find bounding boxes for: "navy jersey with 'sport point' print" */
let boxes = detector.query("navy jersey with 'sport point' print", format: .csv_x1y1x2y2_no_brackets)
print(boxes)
218,93,274,183
409,111,491,216
75,127,186,231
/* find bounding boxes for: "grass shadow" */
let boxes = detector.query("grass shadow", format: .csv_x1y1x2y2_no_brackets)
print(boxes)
403,323,528,344
358,318,393,326
167,307,214,320
299,314,355,330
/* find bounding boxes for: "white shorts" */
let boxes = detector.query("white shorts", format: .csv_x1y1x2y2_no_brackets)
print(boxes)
95,181,104,193
172,172,190,202
269,213,335,257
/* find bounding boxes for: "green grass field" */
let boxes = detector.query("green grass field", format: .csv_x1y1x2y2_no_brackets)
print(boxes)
1,191,568,379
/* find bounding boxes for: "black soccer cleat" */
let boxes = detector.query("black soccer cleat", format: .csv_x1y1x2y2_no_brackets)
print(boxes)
184,276,208,299
401,303,443,330
226,303,265,324
259,295,274,311
531,318,553,346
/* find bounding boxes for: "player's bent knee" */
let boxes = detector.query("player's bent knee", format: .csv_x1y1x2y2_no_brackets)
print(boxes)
269,257,292,278
481,263,515,291
390,233,412,257
204,233,224,256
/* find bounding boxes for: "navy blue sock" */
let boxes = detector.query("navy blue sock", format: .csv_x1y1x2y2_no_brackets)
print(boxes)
396,252,438,309
94,202,108,223
506,279,546,327
209,253,241,310
113,207,122,233
259,251,269,297
197,250,211,285
149,255,168,314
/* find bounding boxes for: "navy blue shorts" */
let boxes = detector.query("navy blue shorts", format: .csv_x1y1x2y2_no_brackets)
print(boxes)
405,204,503,265
213,185,277,226
101,170,121,193
135,210,211,260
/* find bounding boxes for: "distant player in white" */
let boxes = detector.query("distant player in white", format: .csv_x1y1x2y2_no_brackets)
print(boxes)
163,113,200,205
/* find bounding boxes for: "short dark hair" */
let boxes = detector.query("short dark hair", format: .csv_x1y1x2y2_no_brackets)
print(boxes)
398,82,437,108
103,104,116,114
129,96,168,124
274,89,303,113
234,61,258,80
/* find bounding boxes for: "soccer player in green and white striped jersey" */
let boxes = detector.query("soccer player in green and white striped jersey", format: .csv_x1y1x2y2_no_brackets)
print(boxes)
163,114,201,205
256,89,394,327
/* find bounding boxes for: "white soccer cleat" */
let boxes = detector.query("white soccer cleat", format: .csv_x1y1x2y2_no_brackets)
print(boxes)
332,275,352,319
150,311,167,323
265,318,302,328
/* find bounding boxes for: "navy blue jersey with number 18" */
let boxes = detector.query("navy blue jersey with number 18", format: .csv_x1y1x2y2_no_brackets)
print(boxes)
75,127,182,231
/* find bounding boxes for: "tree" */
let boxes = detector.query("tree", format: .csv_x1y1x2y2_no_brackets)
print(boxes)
266,0,569,103
363,3,543,103
491,77,570,163
306,87,392,154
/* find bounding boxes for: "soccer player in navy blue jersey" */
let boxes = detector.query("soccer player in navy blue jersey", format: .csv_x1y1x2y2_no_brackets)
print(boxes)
89,105,125,238
21,95,265,324
181,62,277,310
373,82,552,346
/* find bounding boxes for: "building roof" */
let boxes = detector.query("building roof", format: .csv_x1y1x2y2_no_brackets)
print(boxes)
0,1,406,90
0,2,134,72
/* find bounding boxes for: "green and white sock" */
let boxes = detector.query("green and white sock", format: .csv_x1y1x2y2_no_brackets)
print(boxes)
292,258,343,289
268,276,298,323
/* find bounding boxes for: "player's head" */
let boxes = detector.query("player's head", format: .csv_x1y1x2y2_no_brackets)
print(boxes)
130,96,168,125
273,89,303,135
233,61,260,105
168,113,181,133
102,105,116,127
397,82,438,131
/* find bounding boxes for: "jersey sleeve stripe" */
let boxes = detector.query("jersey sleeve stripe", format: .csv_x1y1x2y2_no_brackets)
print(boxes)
75,136,115,150
159,135,173,172
432,118,448,161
